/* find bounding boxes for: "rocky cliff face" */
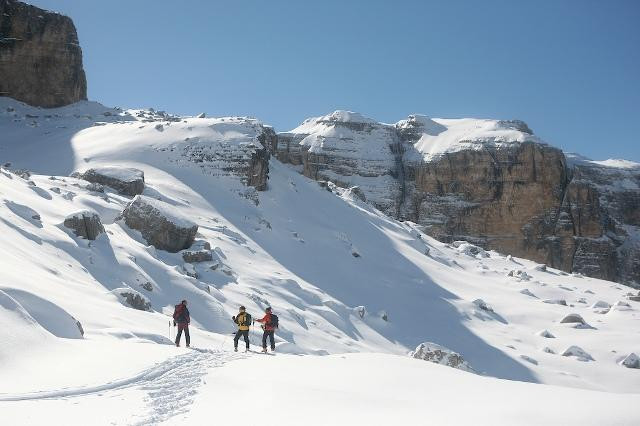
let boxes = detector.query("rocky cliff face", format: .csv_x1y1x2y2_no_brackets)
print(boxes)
0,0,87,107
276,111,640,287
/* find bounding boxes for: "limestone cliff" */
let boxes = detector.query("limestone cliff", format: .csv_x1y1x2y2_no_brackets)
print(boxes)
0,0,87,107
276,111,640,287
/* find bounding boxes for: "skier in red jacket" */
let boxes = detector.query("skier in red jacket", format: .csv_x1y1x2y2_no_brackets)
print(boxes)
255,307,278,353
173,300,190,347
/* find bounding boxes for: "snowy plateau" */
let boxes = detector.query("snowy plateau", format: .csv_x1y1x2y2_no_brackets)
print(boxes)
1,97,640,426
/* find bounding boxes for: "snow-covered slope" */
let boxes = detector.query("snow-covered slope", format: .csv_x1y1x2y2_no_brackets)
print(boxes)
1,98,639,424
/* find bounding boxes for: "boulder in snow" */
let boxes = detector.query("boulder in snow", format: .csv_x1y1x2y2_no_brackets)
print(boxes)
140,281,153,292
182,263,199,279
507,269,532,281
531,264,547,272
543,298,567,306
560,313,586,324
612,301,632,311
182,241,213,263
347,186,366,202
562,345,594,361
454,241,489,258
111,288,152,311
519,354,538,365
410,342,474,373
63,210,105,240
538,329,555,338
182,250,213,263
122,195,198,253
85,182,105,193
472,298,493,312
79,167,145,196
620,353,640,369
542,346,556,354
520,288,538,298
591,300,611,309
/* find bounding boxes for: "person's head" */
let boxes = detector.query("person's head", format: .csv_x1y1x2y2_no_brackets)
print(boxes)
239,306,246,312
265,307,272,313
182,299,187,305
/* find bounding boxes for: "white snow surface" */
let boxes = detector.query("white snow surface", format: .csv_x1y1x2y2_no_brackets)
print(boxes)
1,98,639,424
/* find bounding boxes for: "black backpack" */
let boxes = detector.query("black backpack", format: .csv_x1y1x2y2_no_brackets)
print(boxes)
242,313,252,326
268,314,279,329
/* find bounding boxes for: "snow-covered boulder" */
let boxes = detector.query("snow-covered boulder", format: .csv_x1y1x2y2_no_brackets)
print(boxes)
520,354,538,365
560,313,586,324
612,301,632,311
182,240,212,263
410,342,474,373
454,241,489,258
122,195,198,253
111,288,152,311
472,298,493,312
531,264,547,272
507,269,532,281
538,329,555,338
182,249,213,263
619,353,640,369
562,345,594,361
347,186,366,202
85,182,105,193
591,300,611,309
63,210,105,240
79,167,145,196
520,288,538,298
2,288,84,339
543,298,567,306
628,294,640,302
182,263,198,279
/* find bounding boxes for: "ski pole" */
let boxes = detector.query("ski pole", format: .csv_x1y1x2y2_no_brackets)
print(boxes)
169,320,172,341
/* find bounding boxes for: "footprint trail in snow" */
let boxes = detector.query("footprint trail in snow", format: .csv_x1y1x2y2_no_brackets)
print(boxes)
0,348,245,425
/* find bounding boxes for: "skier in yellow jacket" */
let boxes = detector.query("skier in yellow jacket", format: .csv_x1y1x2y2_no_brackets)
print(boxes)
232,306,251,352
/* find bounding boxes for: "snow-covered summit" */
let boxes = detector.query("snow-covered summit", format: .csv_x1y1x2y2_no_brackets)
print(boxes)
401,116,541,161
286,110,543,162
565,152,640,170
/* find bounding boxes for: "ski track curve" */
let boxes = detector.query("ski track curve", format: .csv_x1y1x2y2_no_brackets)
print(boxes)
0,348,245,425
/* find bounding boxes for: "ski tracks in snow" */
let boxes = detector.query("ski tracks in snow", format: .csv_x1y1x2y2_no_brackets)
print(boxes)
0,348,245,425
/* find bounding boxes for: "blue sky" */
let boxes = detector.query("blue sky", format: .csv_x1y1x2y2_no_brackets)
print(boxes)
32,0,639,161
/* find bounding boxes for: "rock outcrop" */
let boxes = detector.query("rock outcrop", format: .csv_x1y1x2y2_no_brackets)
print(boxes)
0,0,87,107
111,288,152,311
122,195,197,253
561,345,594,361
63,210,104,240
182,241,213,263
168,118,275,192
410,342,474,373
620,353,640,369
277,111,640,287
78,167,145,196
